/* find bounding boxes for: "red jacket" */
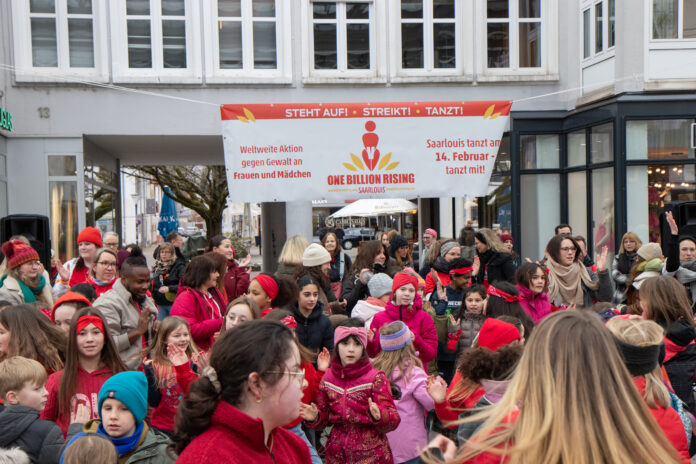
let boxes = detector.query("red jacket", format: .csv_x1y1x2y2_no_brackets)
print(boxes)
176,400,310,464
224,259,250,302
425,271,450,296
149,362,199,432
41,366,115,436
307,355,400,464
368,296,438,371
633,377,690,464
171,286,225,352
434,371,486,428
285,361,324,429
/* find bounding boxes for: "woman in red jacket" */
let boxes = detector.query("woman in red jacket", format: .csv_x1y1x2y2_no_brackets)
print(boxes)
172,320,311,464
422,311,685,464
207,235,251,302
171,255,225,352
42,308,127,435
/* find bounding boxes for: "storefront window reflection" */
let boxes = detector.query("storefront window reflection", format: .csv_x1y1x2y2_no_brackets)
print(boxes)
478,134,511,233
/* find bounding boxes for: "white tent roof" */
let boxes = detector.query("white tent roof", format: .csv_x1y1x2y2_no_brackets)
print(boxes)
329,199,417,218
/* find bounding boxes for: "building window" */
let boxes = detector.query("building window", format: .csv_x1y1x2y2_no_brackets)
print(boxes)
399,0,456,70
568,130,587,166
84,162,118,233
582,1,615,60
520,134,559,169
590,123,613,163
486,0,542,69
591,167,614,258
653,0,696,39
12,0,107,81
568,171,588,243
310,1,373,72
521,173,560,259
627,119,695,160
203,0,290,82
112,0,201,82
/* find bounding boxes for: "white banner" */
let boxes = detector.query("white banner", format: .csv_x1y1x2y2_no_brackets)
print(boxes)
221,101,511,202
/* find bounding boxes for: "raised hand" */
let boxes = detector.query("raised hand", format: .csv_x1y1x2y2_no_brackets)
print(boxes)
596,246,609,272
299,402,318,422
426,375,448,403
368,398,381,421
666,211,679,235
55,259,69,282
367,328,375,342
317,347,331,371
448,314,461,326
166,342,189,366
472,256,480,276
70,402,90,424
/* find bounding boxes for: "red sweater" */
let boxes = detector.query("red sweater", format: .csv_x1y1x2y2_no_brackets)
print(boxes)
41,365,115,436
150,362,199,432
425,271,450,296
176,400,310,464
285,361,324,429
171,286,225,352
434,371,486,428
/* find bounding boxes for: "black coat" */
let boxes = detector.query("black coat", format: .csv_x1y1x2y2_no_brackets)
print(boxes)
663,319,696,415
0,405,80,464
473,250,516,285
341,273,369,315
291,302,334,353
327,251,352,284
151,256,186,306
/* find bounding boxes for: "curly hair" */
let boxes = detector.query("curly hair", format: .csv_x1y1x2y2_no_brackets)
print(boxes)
457,344,524,383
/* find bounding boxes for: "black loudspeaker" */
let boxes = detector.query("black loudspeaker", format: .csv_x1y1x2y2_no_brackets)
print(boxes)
0,215,52,269
661,201,696,251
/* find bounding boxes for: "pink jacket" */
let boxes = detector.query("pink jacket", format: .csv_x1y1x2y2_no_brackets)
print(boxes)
368,296,438,370
386,364,434,463
170,286,225,351
307,355,400,464
516,284,552,323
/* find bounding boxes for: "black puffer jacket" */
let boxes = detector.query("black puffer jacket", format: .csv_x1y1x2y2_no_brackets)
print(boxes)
291,301,334,352
663,319,696,415
474,250,516,285
0,405,80,464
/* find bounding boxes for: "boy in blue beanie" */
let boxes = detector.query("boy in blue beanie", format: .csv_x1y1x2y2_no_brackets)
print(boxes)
64,371,175,464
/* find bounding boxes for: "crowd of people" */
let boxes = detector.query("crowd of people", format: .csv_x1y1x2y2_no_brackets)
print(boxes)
0,220,695,463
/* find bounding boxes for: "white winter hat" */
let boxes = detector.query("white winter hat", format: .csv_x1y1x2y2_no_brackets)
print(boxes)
368,273,393,298
302,243,331,267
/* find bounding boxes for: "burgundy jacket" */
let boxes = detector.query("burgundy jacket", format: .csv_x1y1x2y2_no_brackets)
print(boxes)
224,259,250,302
176,400,310,464
170,286,225,351
307,354,400,464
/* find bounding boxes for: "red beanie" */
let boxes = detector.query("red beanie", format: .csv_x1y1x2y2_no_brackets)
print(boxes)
1,240,40,270
500,234,513,243
51,291,92,321
392,272,419,293
478,318,521,351
77,227,102,247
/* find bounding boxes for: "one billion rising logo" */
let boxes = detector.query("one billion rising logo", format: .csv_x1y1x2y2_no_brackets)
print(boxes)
343,121,399,172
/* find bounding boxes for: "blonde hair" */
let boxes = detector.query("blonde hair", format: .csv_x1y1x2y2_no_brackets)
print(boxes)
619,232,643,254
476,228,510,254
372,322,422,383
62,434,117,464
606,317,670,409
278,235,309,266
429,311,682,464
0,356,47,400
142,317,198,388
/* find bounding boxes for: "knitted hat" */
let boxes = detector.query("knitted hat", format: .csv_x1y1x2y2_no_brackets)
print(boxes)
1,240,40,270
440,241,459,257
637,242,662,262
500,234,513,243
51,291,91,321
392,272,418,293
389,235,409,256
424,228,438,238
478,318,521,351
380,322,412,351
77,227,102,247
116,249,130,268
368,273,393,298
302,243,331,267
98,371,148,424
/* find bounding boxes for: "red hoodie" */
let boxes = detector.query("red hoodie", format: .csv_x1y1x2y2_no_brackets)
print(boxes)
434,370,486,428
149,362,199,432
41,366,116,436
224,259,250,302
171,286,225,352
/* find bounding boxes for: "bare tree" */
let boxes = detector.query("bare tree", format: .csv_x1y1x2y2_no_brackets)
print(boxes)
124,165,228,239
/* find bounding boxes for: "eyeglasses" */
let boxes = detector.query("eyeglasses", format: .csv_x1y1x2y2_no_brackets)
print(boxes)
266,368,305,387
560,247,577,253
104,242,119,247
97,261,117,268
26,261,42,269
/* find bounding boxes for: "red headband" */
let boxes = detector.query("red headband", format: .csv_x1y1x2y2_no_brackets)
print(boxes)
487,285,523,303
75,315,105,335
254,274,279,301
280,315,297,328
450,266,473,276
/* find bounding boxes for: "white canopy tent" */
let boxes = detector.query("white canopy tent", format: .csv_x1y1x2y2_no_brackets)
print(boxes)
329,199,417,218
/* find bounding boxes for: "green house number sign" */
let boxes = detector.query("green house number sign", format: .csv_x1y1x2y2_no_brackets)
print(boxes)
0,108,12,132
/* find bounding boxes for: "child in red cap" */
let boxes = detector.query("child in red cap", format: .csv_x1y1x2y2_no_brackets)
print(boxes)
53,227,103,298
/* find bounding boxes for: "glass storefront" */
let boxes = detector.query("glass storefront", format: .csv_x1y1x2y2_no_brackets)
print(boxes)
48,154,80,262
84,161,118,234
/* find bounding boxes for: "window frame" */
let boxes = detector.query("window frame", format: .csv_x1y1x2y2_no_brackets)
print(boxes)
110,0,202,84
388,0,473,83
650,0,696,45
476,0,559,81
202,0,292,84
301,0,387,84
581,0,616,66
11,0,109,83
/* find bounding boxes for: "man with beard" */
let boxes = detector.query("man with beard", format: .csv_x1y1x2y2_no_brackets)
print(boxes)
94,247,158,369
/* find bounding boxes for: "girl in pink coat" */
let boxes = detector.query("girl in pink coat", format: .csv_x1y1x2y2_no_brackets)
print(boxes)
373,321,434,464
301,319,400,464
367,273,438,372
